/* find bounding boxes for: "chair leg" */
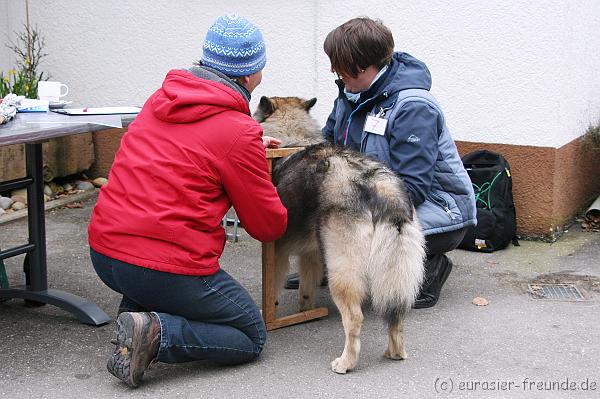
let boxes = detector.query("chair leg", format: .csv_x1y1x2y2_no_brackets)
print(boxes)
222,208,240,242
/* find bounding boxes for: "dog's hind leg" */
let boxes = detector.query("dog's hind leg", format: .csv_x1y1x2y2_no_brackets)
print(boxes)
385,314,407,360
329,278,366,374
368,220,425,362
320,218,371,373
298,250,322,311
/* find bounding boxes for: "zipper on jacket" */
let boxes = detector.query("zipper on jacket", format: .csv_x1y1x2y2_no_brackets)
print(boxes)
375,98,396,118
444,206,456,220
361,100,399,153
344,97,377,146
337,88,390,146
343,92,393,147
428,192,457,220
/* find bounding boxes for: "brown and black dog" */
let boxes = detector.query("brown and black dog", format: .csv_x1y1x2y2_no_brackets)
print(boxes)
254,96,425,374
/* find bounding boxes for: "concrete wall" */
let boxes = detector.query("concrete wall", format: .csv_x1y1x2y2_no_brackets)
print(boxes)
5,1,600,149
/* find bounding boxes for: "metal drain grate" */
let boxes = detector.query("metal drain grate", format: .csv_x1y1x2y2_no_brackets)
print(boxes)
528,283,585,301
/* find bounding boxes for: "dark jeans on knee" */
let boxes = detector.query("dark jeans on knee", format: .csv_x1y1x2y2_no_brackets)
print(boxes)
90,248,266,365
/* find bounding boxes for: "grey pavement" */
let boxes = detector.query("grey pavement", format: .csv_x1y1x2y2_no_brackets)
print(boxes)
0,195,599,398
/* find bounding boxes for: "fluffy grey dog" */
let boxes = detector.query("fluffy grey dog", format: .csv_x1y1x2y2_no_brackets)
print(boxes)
255,96,425,374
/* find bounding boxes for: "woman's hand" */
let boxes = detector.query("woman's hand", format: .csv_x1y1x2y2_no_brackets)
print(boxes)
262,135,282,149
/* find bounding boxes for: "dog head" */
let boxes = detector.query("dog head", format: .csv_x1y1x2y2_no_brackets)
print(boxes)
253,96,323,147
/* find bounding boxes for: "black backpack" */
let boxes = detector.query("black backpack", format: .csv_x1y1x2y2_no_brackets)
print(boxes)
458,150,519,252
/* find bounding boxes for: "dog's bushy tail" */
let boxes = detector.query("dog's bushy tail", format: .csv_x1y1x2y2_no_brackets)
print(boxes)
367,219,425,320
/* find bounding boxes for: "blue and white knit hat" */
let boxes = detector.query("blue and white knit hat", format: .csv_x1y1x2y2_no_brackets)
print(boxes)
201,14,266,77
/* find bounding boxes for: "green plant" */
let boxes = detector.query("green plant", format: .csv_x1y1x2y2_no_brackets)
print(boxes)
1,23,48,99
1,68,45,99
582,120,600,150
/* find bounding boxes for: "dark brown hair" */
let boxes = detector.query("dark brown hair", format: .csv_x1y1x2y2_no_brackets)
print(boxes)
323,17,394,78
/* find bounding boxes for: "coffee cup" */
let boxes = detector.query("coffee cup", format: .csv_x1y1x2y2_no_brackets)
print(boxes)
37,81,69,103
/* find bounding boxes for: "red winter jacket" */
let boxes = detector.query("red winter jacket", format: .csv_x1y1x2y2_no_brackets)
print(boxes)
88,69,287,276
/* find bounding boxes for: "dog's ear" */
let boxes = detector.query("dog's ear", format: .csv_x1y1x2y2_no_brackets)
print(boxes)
253,96,275,123
259,96,274,115
303,97,317,111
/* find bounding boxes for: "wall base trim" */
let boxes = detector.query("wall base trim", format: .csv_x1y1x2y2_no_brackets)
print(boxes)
456,137,600,240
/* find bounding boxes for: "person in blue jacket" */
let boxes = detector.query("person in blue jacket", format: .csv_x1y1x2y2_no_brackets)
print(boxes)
285,17,477,308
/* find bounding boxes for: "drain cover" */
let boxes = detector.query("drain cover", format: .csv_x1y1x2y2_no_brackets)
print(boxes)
528,283,585,301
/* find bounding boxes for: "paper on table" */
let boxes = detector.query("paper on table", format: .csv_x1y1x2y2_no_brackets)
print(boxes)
17,99,50,112
52,106,141,115
26,114,123,128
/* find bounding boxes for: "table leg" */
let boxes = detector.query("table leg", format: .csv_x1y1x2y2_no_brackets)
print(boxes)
25,143,48,292
261,242,277,323
261,241,328,331
0,143,110,326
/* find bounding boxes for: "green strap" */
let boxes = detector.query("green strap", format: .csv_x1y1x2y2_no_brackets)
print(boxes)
472,171,502,209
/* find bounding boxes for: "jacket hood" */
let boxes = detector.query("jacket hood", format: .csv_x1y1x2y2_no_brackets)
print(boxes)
151,68,250,123
385,52,432,92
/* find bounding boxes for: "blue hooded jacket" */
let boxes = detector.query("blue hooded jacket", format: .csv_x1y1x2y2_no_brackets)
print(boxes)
323,52,476,235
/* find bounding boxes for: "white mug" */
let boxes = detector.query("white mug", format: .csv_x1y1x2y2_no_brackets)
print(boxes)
38,81,69,102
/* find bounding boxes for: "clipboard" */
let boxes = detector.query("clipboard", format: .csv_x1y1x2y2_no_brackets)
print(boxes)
52,106,141,115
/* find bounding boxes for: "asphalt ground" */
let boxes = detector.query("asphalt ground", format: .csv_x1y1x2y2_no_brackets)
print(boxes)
1,195,599,398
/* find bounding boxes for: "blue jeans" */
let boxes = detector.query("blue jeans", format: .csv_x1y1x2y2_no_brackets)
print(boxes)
90,248,266,365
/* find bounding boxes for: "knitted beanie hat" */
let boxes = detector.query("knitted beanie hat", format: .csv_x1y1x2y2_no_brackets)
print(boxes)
201,14,266,77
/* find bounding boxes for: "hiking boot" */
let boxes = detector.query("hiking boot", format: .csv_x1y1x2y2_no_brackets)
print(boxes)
413,256,453,309
284,272,328,290
107,312,161,388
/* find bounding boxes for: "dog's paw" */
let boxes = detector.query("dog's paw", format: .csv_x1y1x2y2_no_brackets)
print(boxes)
331,357,352,374
384,348,407,360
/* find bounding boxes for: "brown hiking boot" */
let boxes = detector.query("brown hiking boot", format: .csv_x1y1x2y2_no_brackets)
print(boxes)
107,312,161,388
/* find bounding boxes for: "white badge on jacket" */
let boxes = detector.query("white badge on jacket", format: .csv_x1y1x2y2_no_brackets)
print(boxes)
364,115,387,136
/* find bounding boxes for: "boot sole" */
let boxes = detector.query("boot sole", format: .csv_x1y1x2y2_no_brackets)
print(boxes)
107,312,145,388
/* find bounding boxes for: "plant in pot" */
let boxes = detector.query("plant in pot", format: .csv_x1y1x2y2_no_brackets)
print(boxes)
1,7,48,100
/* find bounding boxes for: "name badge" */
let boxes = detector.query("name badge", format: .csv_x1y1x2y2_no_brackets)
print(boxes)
364,115,387,136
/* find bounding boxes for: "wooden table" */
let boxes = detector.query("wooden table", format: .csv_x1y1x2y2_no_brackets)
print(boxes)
262,148,328,330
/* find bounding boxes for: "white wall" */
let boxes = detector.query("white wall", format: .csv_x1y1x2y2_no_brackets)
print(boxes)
316,1,600,148
20,1,317,116
0,0,12,72
7,0,600,148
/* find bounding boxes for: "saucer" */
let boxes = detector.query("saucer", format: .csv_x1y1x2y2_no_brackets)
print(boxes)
48,100,72,109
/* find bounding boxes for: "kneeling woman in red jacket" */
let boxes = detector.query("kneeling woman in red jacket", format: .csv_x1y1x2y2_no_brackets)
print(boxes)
88,14,287,388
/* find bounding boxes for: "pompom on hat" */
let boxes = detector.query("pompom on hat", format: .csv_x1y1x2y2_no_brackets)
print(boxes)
201,13,266,77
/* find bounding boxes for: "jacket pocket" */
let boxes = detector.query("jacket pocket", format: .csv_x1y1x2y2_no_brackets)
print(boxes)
427,191,458,221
